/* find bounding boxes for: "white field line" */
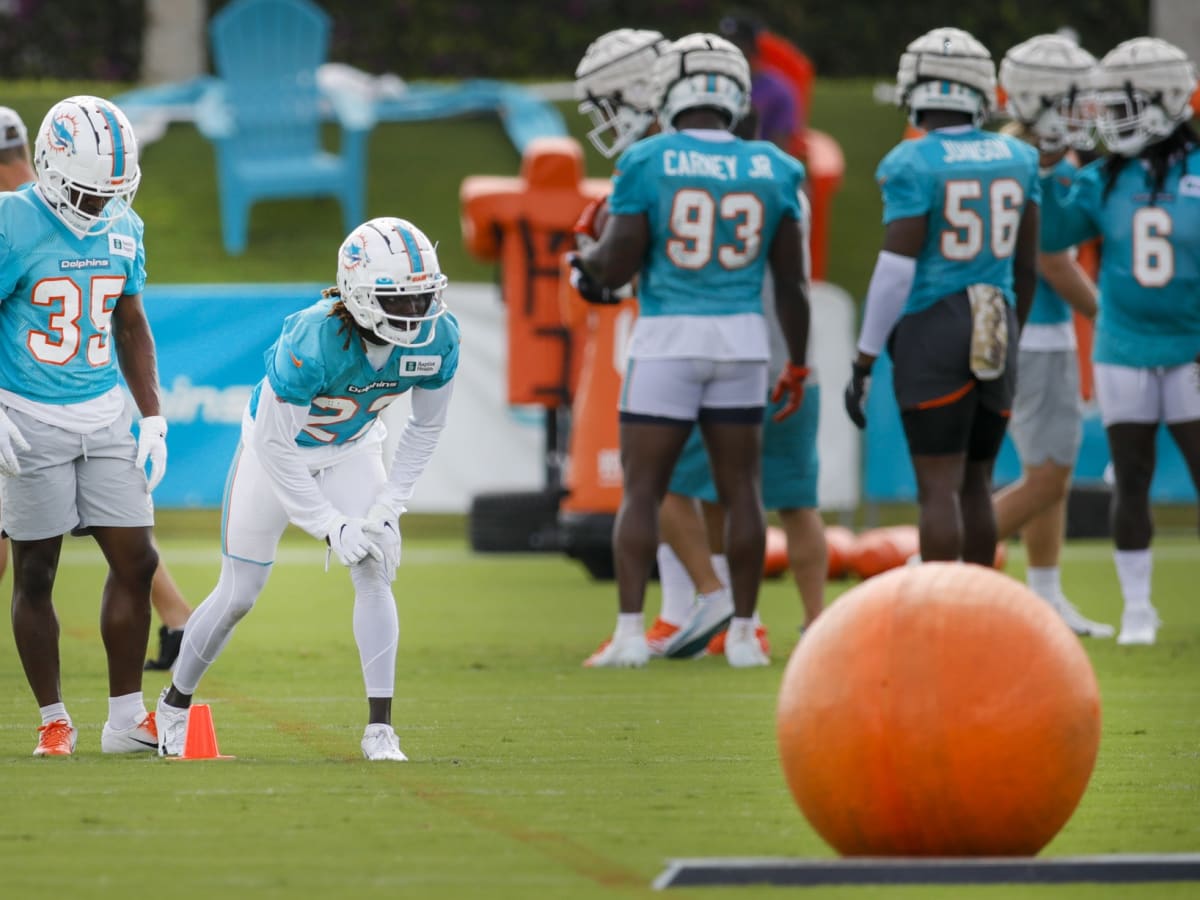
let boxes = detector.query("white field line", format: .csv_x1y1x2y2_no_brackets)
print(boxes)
51,541,1197,566
54,545,480,566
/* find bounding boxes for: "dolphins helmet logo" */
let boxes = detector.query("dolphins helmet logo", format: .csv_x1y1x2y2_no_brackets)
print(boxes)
47,112,78,155
341,233,367,270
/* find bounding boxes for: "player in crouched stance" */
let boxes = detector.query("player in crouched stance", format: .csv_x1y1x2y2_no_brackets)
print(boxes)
156,218,459,760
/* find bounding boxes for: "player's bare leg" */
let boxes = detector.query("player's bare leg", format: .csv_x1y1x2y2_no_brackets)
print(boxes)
960,458,999,566
700,419,764,620
911,454,967,562
659,493,724,597
151,561,191,629
90,526,158,698
993,461,1072,540
10,536,66,707
145,556,193,670
613,421,692,615
778,507,826,630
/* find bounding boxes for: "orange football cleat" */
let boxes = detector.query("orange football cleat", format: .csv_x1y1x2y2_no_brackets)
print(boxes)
34,719,77,757
644,617,681,657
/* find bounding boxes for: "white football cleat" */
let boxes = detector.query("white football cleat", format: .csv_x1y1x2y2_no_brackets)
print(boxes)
1117,606,1161,646
156,688,189,757
725,620,770,668
663,589,734,659
101,711,159,754
362,724,408,761
1048,594,1115,639
583,632,650,668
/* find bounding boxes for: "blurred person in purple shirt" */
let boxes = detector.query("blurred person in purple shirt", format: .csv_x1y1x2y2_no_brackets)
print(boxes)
719,11,802,148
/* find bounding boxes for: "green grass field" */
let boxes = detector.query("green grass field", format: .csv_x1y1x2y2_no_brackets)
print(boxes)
1,519,1197,899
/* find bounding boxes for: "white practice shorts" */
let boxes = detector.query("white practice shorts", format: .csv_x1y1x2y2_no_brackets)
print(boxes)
1093,361,1200,427
221,439,388,565
0,402,153,541
619,357,768,423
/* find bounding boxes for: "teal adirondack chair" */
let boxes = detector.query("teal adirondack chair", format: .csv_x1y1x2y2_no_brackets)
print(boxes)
199,0,374,254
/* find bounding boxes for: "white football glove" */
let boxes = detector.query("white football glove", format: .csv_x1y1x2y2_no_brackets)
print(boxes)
136,415,169,492
326,515,385,567
0,407,30,477
363,502,405,582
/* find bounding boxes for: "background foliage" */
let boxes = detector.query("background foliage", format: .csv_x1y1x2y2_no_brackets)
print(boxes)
1,0,1151,81
0,79,900,303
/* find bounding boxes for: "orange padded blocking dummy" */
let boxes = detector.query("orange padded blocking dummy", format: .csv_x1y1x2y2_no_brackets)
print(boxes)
763,526,789,578
557,197,634,520
460,137,610,407
777,563,1100,856
823,524,858,580
849,525,1007,578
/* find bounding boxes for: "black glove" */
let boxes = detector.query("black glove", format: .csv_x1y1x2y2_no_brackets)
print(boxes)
844,362,871,429
567,253,619,305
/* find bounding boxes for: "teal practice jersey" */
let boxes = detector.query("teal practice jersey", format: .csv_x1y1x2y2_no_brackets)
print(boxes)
1029,157,1078,327
0,184,147,404
1043,148,1200,368
249,296,459,448
876,126,1040,315
608,131,805,317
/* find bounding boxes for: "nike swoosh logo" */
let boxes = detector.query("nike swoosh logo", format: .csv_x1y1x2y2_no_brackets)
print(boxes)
289,352,303,368
131,736,157,748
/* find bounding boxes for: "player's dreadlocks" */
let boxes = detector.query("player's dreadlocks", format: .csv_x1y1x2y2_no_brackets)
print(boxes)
322,286,360,350
1102,121,1199,206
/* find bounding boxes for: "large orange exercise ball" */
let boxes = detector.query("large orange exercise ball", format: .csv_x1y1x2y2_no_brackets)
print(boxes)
777,562,1101,856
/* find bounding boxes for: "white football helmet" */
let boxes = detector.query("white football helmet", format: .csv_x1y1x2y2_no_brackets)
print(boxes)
652,32,751,132
1093,37,1197,156
34,95,141,237
337,218,448,347
1000,35,1098,151
575,28,670,159
896,27,997,128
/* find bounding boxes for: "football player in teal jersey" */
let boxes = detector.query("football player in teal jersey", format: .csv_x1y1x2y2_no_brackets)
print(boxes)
157,218,459,760
844,27,1041,565
0,96,166,756
571,32,812,668
1043,38,1200,646
0,104,195,672
993,34,1113,637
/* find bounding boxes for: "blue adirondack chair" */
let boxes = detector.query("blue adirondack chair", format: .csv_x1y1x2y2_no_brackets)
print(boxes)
198,0,374,254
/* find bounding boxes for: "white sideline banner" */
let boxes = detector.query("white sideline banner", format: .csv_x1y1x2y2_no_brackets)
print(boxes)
383,281,862,513
144,281,859,513
809,282,860,511
380,283,547,512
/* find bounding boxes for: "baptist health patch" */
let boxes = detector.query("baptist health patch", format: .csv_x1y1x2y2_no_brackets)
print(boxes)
109,233,137,259
1179,174,1200,198
399,355,441,376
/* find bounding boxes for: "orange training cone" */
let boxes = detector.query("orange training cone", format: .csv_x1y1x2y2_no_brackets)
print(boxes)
172,703,235,760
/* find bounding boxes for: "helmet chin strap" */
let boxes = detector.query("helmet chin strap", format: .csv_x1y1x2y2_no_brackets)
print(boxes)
358,325,389,347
